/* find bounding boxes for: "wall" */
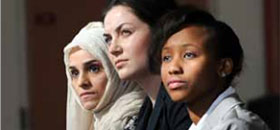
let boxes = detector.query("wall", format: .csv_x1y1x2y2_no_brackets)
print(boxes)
2,0,29,129
2,0,105,129
26,0,105,129
210,0,266,101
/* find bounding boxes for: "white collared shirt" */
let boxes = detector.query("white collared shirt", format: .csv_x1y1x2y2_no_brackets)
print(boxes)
188,87,236,130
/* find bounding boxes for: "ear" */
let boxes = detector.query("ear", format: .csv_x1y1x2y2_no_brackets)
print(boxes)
217,58,233,78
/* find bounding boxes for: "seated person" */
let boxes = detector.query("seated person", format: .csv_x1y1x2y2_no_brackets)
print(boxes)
149,7,270,130
64,22,145,130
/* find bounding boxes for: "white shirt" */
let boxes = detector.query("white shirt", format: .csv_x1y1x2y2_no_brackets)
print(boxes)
188,87,236,130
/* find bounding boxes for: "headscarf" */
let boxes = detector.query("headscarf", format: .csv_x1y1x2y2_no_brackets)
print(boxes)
64,21,145,130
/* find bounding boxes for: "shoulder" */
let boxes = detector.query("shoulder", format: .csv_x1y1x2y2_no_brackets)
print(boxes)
216,105,270,130
97,115,138,130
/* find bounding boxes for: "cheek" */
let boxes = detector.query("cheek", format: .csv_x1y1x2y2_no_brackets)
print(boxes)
99,76,108,94
108,53,115,64
71,79,79,93
186,61,217,86
129,32,151,55
136,35,150,50
186,64,204,80
90,73,108,94
126,36,150,67
161,64,168,84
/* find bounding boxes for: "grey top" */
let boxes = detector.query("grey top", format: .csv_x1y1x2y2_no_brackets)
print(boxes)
200,93,270,130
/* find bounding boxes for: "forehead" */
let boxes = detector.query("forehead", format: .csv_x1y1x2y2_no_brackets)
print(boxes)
69,47,97,64
104,5,142,31
164,26,209,48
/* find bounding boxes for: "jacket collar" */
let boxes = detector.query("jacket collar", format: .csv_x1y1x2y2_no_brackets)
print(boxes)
201,93,244,129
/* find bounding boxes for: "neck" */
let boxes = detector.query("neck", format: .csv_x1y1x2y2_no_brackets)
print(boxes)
187,87,222,124
187,99,213,125
136,74,161,107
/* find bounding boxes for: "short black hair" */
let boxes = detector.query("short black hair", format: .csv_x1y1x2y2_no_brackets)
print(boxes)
149,7,244,86
102,0,177,28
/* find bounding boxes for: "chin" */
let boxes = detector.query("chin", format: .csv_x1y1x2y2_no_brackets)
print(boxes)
118,69,137,80
118,73,130,80
116,68,129,79
82,102,97,110
170,95,188,102
167,90,189,103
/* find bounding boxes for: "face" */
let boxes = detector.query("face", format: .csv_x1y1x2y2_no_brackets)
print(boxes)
161,26,220,103
104,5,151,80
69,48,107,110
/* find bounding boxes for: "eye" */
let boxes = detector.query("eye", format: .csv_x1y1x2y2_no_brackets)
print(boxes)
121,29,132,37
104,34,112,45
70,69,79,78
89,64,101,73
162,55,172,62
184,52,196,59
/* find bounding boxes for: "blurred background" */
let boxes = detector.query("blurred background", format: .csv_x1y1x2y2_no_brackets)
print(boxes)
2,0,279,130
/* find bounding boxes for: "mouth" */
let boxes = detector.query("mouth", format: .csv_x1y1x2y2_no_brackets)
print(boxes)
115,59,128,69
80,92,97,100
167,79,187,90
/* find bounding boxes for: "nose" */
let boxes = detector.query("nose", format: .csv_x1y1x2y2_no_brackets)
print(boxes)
109,39,123,57
77,73,91,89
168,60,183,75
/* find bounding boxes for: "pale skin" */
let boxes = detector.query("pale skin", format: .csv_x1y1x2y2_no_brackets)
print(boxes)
68,47,107,110
104,5,161,105
161,26,233,124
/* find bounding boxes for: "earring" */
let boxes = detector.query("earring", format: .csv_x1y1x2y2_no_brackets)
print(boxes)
221,72,226,77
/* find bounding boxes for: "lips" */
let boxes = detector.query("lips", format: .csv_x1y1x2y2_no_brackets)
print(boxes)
115,59,128,69
80,92,97,100
167,79,187,90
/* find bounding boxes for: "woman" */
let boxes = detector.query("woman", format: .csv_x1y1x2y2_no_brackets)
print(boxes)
64,22,145,130
151,8,270,130
103,0,191,130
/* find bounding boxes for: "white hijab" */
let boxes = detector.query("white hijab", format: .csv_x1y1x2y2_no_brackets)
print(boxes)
64,22,145,130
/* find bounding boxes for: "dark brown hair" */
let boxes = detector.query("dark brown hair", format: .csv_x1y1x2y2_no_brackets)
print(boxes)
149,7,244,86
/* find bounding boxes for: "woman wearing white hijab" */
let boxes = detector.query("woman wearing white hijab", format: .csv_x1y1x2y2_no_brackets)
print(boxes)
64,22,145,130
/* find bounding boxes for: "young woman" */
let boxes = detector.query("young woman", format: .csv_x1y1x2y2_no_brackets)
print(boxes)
64,22,145,130
150,8,270,130
103,0,191,130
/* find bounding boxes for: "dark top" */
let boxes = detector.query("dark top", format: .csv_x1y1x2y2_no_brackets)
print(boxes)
135,84,192,130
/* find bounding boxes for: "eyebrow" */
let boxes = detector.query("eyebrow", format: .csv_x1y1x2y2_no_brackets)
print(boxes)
103,23,127,38
84,59,100,66
69,59,100,69
115,23,125,32
116,22,133,32
103,33,110,38
69,66,76,70
162,43,196,50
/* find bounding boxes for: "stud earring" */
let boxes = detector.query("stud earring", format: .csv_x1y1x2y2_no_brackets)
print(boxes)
221,72,226,77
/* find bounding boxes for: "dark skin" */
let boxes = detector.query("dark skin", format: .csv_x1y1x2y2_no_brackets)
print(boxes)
161,25,233,124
